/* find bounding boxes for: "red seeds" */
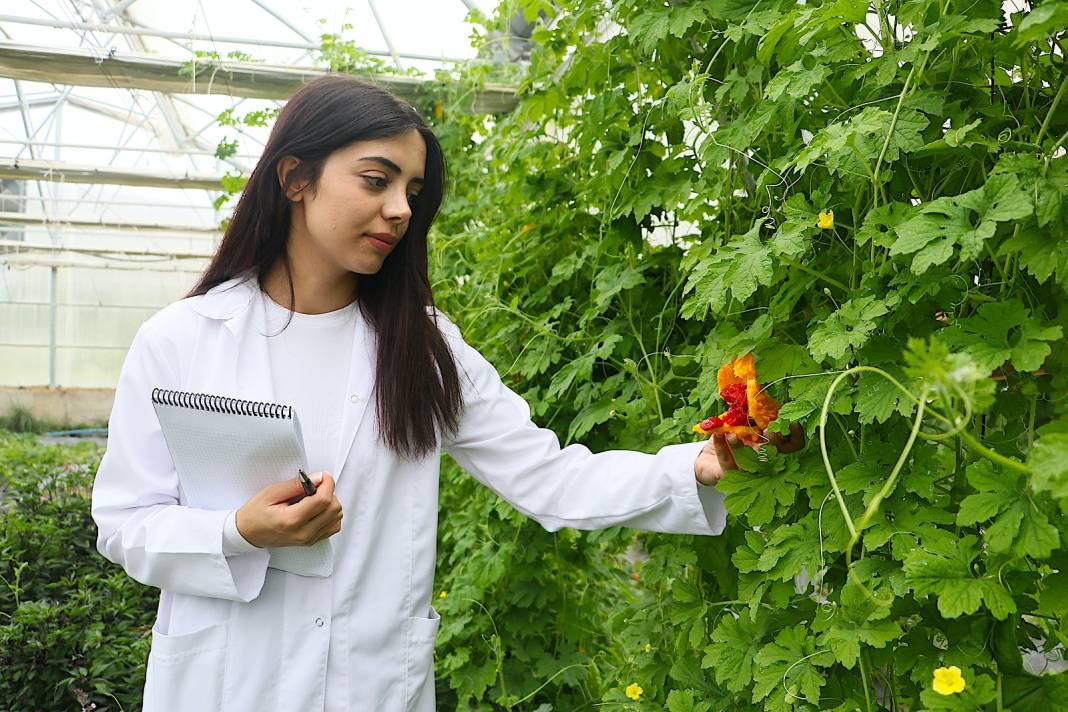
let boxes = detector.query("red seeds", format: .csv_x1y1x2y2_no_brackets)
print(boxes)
723,405,749,426
720,383,747,407
703,416,724,430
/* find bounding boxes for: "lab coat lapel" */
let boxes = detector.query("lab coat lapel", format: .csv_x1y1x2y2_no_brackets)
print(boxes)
333,306,376,478
192,276,276,407
227,291,277,405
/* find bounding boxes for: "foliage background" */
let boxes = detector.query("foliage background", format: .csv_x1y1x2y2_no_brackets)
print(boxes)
3,0,1068,709
427,0,1068,709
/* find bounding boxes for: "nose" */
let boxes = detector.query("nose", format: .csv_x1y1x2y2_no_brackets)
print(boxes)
383,186,412,223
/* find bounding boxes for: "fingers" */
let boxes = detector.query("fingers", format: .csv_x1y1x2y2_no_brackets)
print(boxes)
302,496,344,545
263,474,316,504
710,433,738,471
763,423,805,453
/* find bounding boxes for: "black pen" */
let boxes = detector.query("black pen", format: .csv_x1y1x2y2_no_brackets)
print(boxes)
298,468,317,497
287,468,318,505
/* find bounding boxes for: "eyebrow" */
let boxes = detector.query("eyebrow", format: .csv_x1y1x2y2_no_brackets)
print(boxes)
358,156,424,185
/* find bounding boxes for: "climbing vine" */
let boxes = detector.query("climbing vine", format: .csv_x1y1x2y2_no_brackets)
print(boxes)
426,0,1068,709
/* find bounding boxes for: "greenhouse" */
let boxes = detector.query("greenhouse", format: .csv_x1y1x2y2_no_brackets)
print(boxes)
2,0,1067,710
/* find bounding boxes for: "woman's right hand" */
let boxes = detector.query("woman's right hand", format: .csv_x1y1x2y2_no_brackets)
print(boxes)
234,472,343,548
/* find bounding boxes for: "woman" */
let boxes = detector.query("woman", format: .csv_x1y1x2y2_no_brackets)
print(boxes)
91,75,775,711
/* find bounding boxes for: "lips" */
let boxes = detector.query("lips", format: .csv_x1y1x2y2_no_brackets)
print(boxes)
365,233,397,254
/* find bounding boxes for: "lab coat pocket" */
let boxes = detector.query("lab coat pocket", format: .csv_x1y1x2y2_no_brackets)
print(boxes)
404,606,441,710
144,618,229,711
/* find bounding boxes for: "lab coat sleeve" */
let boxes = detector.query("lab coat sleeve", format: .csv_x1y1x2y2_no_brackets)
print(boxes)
439,317,726,535
92,320,270,602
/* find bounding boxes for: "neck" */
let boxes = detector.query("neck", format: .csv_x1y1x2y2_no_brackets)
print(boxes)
261,256,358,315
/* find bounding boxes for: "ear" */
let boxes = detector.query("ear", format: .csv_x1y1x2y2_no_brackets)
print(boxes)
276,156,306,202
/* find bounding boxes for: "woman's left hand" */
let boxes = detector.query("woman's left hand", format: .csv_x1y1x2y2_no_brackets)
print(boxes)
694,433,740,486
694,424,805,486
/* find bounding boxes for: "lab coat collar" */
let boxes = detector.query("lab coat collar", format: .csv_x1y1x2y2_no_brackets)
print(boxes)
190,274,257,323
189,271,376,478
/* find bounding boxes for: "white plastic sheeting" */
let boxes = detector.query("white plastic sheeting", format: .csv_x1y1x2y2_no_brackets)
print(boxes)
0,0,497,388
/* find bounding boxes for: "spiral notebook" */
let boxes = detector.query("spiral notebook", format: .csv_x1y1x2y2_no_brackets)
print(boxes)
150,388,333,577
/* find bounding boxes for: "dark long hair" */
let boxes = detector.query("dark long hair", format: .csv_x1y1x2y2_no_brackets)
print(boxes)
189,75,463,459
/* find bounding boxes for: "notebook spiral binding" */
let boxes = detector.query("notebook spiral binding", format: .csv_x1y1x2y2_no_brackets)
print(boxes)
151,388,293,419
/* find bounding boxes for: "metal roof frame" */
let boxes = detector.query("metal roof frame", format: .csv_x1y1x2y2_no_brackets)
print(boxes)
0,40,518,111
0,0,514,269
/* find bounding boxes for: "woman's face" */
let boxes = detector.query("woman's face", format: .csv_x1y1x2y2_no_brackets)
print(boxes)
282,129,426,279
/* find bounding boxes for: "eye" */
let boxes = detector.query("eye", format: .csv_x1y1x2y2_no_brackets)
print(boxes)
363,175,388,189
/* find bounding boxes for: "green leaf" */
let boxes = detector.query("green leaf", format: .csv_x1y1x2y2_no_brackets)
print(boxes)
703,614,768,692
751,625,833,708
854,370,914,424
666,689,712,712
592,264,646,310
941,299,1062,374
902,535,1016,618
1029,430,1068,507
764,60,831,102
682,221,775,319
1015,2,1068,45
808,296,892,361
891,174,1032,273
714,449,799,526
1001,226,1068,285
813,581,903,669
956,461,1060,559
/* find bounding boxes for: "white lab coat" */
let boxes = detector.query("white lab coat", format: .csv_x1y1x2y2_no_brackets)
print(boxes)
91,274,727,711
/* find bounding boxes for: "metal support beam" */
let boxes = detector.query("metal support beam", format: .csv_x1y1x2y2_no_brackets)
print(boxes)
0,158,225,190
246,0,316,43
0,211,220,235
0,12,474,63
0,238,212,258
100,0,140,20
0,137,260,160
0,41,519,112
0,252,205,272
48,265,57,386
366,0,404,72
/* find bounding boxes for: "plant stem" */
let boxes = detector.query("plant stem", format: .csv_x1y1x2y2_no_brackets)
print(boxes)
872,61,919,207
854,388,927,536
1036,65,1068,146
959,430,1031,474
778,256,850,293
859,649,876,712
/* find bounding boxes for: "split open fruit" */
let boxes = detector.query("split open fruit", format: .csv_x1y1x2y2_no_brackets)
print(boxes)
692,353,781,445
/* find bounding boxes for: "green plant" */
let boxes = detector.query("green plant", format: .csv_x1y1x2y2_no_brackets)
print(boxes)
424,0,1068,708
0,430,156,711
192,1,1068,707
0,405,43,434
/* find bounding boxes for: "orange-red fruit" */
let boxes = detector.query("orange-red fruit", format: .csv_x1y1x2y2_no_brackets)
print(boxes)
723,405,749,426
720,382,747,407
701,416,723,430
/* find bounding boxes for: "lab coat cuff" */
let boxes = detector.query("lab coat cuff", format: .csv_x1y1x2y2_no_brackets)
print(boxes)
661,440,727,535
222,509,262,556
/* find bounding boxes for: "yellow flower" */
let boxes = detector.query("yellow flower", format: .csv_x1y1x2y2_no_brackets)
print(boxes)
439,591,447,599
932,666,966,695
625,682,643,700
644,643,652,653
433,100,444,120
817,210,835,229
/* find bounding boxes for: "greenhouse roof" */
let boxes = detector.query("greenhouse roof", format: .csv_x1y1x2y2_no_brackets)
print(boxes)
0,0,505,267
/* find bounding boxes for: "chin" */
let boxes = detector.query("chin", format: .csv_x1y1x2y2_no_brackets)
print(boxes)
347,259,387,276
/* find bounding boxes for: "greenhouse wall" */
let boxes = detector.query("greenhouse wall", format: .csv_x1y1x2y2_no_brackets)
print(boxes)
1,262,205,389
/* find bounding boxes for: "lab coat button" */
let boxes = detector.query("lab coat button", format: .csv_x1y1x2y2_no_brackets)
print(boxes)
315,617,324,627
349,394,359,404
